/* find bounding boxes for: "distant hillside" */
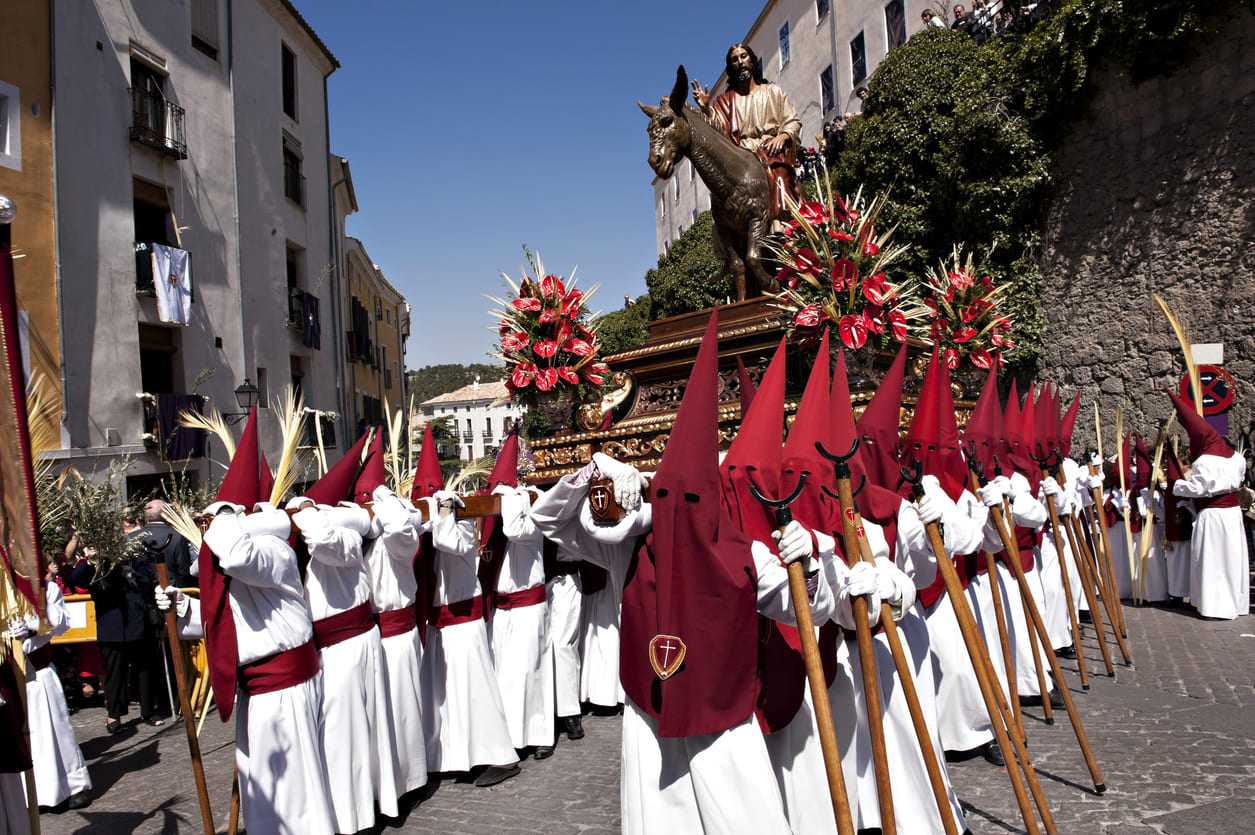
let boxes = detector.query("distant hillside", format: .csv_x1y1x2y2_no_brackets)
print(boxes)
406,363,504,405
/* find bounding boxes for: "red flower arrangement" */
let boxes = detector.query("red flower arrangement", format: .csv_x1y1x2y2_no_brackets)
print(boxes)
904,246,1016,370
489,250,610,410
769,185,923,351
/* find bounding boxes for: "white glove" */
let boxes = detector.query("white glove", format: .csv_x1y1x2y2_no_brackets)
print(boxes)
491,483,514,496
1090,452,1103,468
6,618,29,641
978,482,1003,508
874,562,903,606
432,489,465,509
843,561,877,598
1136,495,1148,517
1110,490,1130,511
155,585,189,618
772,520,814,569
992,475,1013,496
1086,473,1103,490
1041,477,1067,513
292,505,327,533
593,452,646,512
915,492,943,525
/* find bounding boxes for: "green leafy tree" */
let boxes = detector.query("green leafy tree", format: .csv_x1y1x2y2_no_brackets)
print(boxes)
645,212,736,320
406,363,505,406
596,295,653,355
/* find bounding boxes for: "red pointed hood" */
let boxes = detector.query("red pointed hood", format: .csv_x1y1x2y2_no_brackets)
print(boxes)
411,423,445,499
479,427,520,553
855,342,907,490
832,346,905,525
1133,433,1152,491
353,433,387,504
621,307,759,738
199,405,262,722
1060,391,1081,457
1165,388,1234,460
736,355,756,419
721,337,787,548
934,343,970,487
302,431,371,506
782,330,834,531
961,365,1001,477
1033,383,1057,461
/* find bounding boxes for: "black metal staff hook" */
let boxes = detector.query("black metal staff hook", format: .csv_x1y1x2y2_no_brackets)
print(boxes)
747,471,809,528
899,460,925,501
962,441,988,486
814,439,859,480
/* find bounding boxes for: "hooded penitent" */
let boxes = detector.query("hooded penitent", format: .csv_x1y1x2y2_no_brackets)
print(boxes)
736,354,757,420
855,342,908,491
301,431,371,507
410,423,445,641
1166,389,1236,461
960,364,1002,479
1163,445,1193,541
1060,392,1081,458
352,433,387,505
478,427,521,617
620,308,760,738
900,346,967,499
199,405,262,722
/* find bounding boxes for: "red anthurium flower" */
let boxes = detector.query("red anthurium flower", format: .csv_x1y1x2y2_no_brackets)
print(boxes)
557,320,573,343
557,366,579,385
499,318,511,335
960,304,980,323
562,289,584,316
829,228,855,242
886,309,908,341
795,248,823,278
949,270,974,291
990,332,1004,347
863,240,880,257
863,310,884,335
952,326,978,343
838,314,868,349
511,363,537,388
583,363,610,385
777,266,798,289
831,195,851,220
995,316,1011,331
512,297,542,312
535,367,558,391
930,319,949,340
832,258,858,293
539,309,558,324
944,349,960,370
505,379,517,394
971,349,992,369
863,272,888,305
1003,339,1016,350
540,275,566,298
794,305,822,327
994,352,1005,368
502,332,529,352
565,338,594,356
783,220,800,237
533,339,558,358
800,201,829,227
923,298,939,315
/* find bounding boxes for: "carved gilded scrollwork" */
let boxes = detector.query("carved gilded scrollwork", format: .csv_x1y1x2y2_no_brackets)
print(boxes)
576,371,636,431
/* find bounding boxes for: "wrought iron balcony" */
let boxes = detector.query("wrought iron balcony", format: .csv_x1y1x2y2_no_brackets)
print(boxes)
129,87,188,159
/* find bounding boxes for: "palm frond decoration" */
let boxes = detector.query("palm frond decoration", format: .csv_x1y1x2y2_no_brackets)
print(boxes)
269,386,307,506
446,456,494,494
1153,294,1203,415
179,404,236,468
161,501,204,553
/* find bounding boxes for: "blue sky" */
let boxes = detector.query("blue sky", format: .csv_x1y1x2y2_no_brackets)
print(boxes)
293,0,768,369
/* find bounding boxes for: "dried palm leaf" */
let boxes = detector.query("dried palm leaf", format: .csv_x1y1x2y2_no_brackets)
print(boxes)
1153,294,1202,415
446,456,493,494
161,502,204,553
269,386,306,506
179,404,236,465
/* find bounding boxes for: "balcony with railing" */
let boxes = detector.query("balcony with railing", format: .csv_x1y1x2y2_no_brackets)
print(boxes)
462,431,474,443
283,154,306,207
129,87,188,159
137,391,206,460
286,286,303,329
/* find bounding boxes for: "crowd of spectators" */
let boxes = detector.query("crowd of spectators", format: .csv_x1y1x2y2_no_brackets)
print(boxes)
941,1,1053,42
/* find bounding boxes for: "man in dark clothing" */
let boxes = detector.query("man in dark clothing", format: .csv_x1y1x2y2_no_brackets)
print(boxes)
142,500,195,588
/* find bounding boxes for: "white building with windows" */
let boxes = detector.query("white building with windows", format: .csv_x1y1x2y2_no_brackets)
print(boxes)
653,0,929,255
23,0,353,498
416,379,524,463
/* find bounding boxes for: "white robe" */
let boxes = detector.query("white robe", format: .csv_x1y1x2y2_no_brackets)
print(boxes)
363,487,429,797
1166,497,1193,599
421,511,518,772
1174,453,1250,619
1136,489,1169,602
547,570,583,718
0,770,26,835
577,557,626,708
298,503,399,830
203,504,335,835
22,583,91,807
488,486,555,749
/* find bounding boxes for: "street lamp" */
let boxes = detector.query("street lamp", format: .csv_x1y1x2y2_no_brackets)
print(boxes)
223,378,260,424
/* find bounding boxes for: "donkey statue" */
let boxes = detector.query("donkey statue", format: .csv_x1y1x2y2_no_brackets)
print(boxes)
640,66,778,301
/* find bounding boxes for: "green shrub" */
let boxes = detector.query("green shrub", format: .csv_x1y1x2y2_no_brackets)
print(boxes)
645,212,736,320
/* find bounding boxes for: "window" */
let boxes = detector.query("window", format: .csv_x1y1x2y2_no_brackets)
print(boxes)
290,355,304,400
281,44,297,119
850,32,868,87
0,81,20,171
689,161,695,182
129,57,186,158
133,179,176,293
820,65,835,114
673,176,679,202
816,0,830,20
286,244,303,326
138,324,178,394
283,141,304,207
779,22,791,68
885,0,907,51
191,0,219,60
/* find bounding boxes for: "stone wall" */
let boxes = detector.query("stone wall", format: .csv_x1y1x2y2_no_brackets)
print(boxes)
1038,6,1255,455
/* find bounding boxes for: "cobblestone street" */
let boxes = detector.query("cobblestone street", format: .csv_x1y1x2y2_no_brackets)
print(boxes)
35,603,1255,834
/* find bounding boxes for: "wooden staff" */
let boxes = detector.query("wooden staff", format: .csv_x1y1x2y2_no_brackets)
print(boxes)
1092,409,1127,637
1045,486,1091,691
1065,510,1130,668
1115,412,1139,606
1022,590,1053,725
154,560,215,835
817,444,957,835
983,469,1107,794
748,475,856,835
900,466,1053,835
229,765,241,834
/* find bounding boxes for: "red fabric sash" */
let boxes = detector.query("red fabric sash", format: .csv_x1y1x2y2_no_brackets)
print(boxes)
312,601,375,649
430,595,484,628
1195,492,1240,512
376,605,417,639
239,640,319,696
494,584,546,610
26,645,52,671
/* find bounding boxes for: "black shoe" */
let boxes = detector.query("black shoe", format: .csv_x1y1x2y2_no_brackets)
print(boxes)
981,741,1005,767
1056,644,1077,659
562,715,584,740
1049,688,1065,709
66,791,91,810
474,764,520,787
1078,610,1093,624
533,745,555,760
